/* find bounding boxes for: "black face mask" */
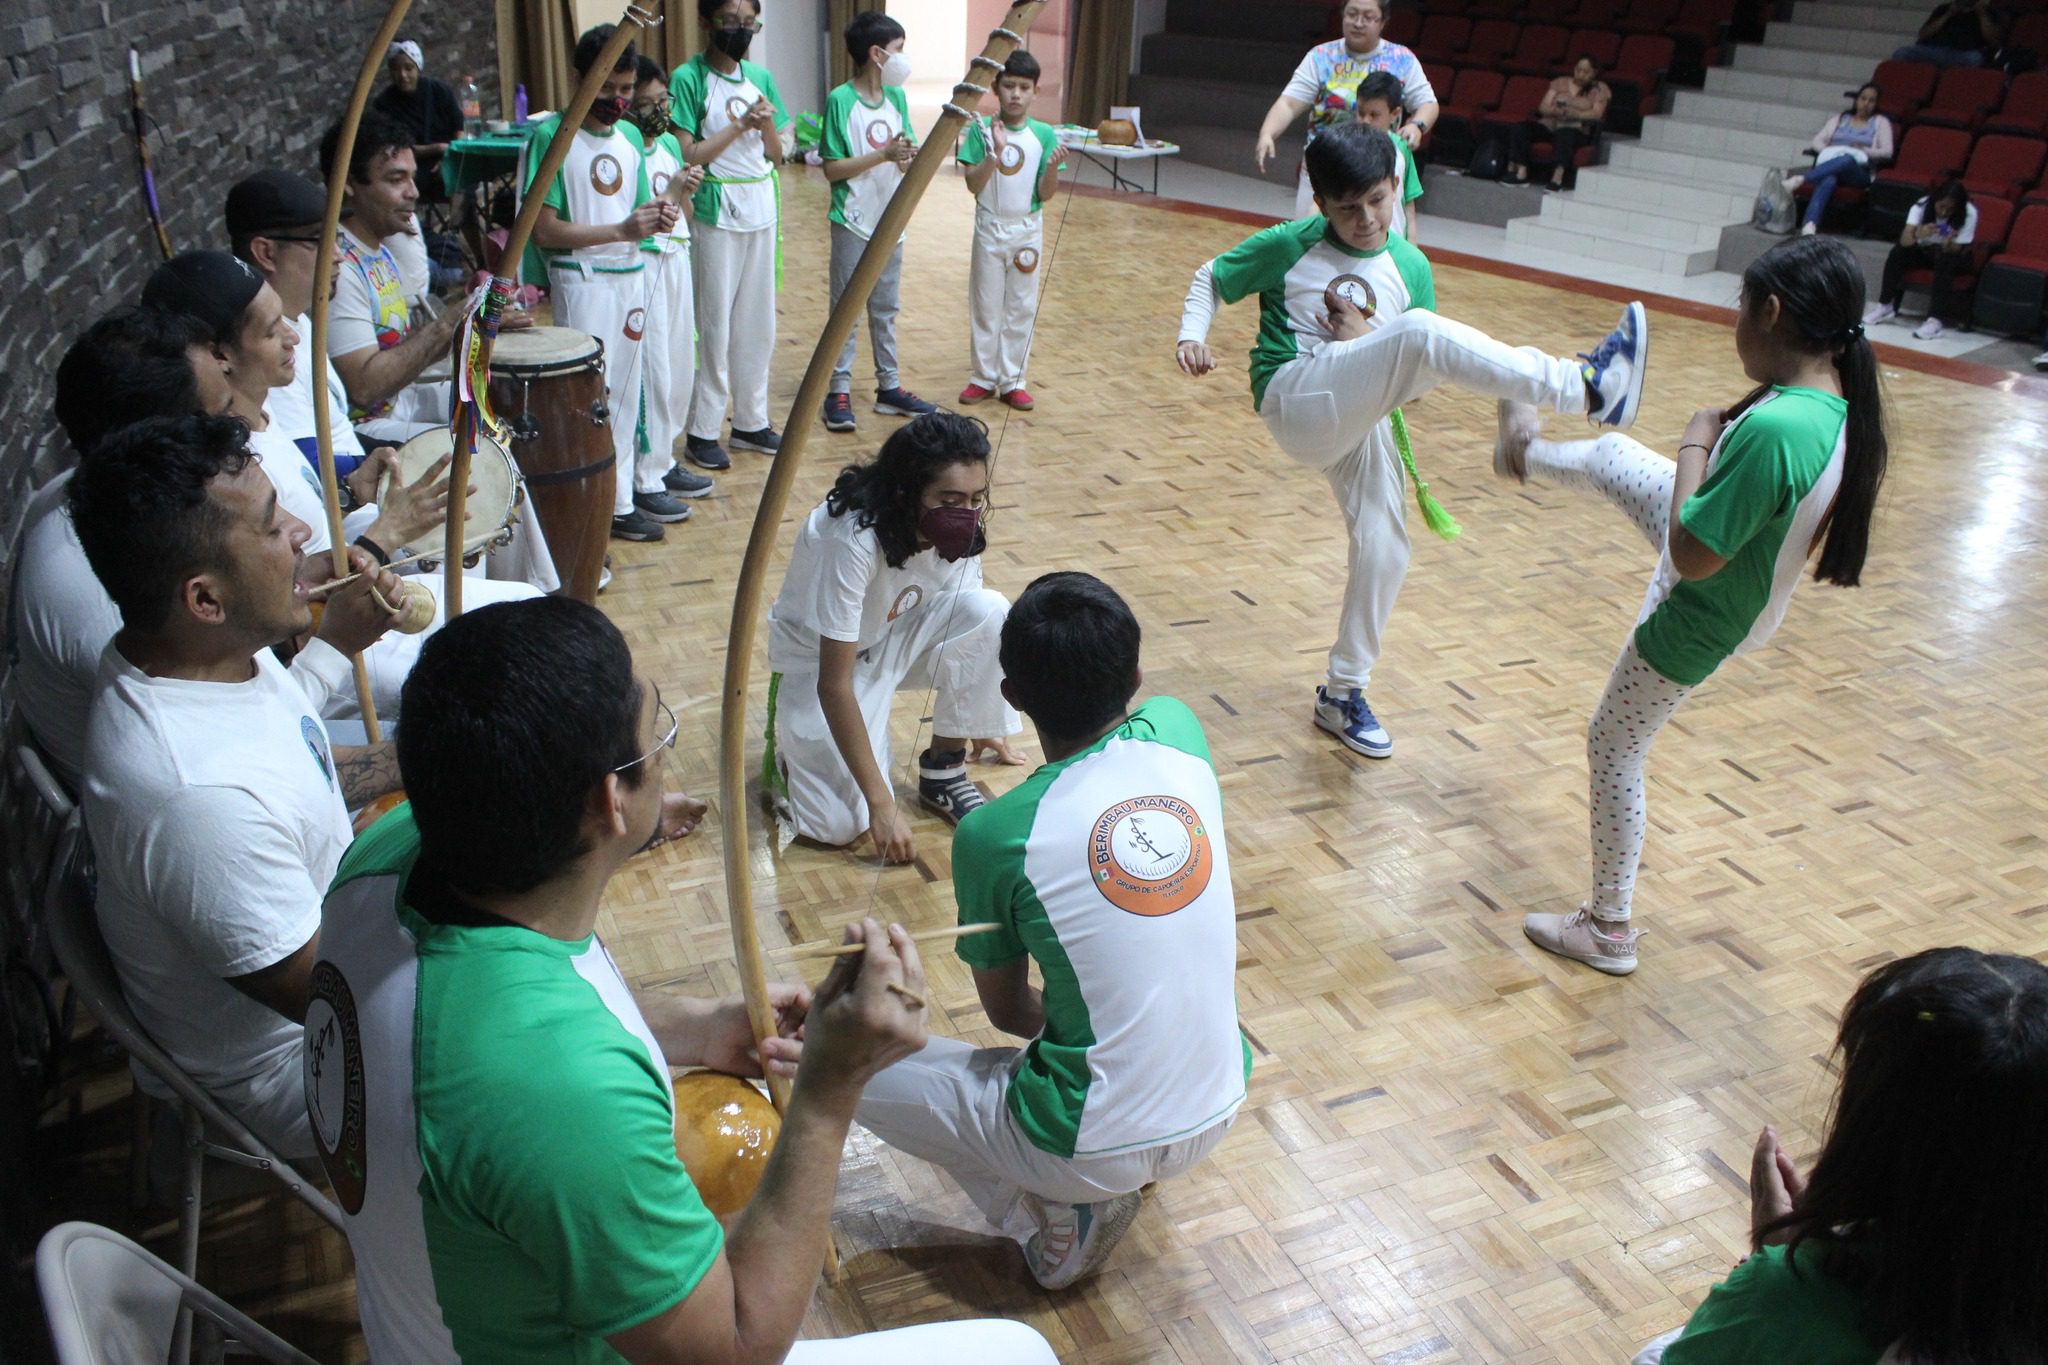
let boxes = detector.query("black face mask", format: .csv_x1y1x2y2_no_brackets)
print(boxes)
589,95,628,127
712,27,754,60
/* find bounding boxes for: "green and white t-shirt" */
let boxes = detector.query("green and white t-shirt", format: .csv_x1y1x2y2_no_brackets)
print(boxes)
1633,386,1848,687
958,116,1066,219
955,697,1251,1159
639,130,693,258
1186,217,1436,409
821,81,914,240
306,809,723,1363
1388,129,1424,235
1663,1243,1887,1365
670,54,790,231
524,115,650,272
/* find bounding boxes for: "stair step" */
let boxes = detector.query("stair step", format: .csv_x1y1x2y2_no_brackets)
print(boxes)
1671,90,1841,138
1570,166,1754,220
1533,193,1727,248
1704,67,1868,111
1763,20,1906,59
1128,73,1277,131
1606,141,1777,195
1638,113,1812,164
1138,32,1306,87
1790,0,1928,33
1730,43,1876,84
1506,219,1721,275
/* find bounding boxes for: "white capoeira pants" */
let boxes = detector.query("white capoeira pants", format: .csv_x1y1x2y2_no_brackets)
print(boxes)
1526,433,1697,923
690,222,777,438
1259,310,1589,692
322,574,543,725
856,1036,1233,1239
786,1319,1058,1364
549,261,655,518
639,241,696,484
769,588,1020,847
967,210,1043,395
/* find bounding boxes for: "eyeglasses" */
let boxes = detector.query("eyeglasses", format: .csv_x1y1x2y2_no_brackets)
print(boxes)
713,20,764,33
613,697,678,773
262,234,331,249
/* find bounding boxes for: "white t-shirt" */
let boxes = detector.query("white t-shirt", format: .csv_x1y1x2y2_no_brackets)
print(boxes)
1906,197,1978,244
331,224,420,361
766,499,980,671
6,473,117,791
640,133,694,257
80,639,354,1155
247,412,341,557
391,224,432,300
540,123,646,269
268,313,371,477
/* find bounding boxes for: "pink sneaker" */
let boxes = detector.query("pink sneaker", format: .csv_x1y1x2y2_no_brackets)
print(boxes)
959,382,994,404
1523,907,1640,975
1001,387,1035,410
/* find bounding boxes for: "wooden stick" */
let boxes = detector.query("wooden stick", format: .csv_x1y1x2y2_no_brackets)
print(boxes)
308,0,413,749
305,530,502,598
776,922,1004,960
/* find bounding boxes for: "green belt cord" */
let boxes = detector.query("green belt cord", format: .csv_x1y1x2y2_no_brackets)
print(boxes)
702,168,782,289
760,671,790,800
1389,408,1461,541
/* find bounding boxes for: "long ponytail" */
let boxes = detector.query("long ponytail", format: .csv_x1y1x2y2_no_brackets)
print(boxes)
1739,235,1888,587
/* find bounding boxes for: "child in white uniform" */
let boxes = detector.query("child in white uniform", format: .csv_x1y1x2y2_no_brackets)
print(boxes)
957,49,1066,411
764,412,1024,864
628,56,714,504
1177,122,1649,762
528,25,685,544
670,0,791,470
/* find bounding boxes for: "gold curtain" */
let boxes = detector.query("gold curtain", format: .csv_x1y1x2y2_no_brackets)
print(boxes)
827,0,878,90
644,5,701,79
496,0,579,111
1067,0,1134,127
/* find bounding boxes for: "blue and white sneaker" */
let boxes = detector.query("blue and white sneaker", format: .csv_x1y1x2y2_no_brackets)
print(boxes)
1022,1190,1144,1290
1578,300,1648,429
1314,686,1393,759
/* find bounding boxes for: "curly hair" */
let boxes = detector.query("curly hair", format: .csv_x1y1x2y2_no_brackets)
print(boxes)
825,411,991,568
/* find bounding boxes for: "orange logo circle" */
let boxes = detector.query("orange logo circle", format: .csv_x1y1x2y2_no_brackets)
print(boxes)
652,169,672,196
887,584,924,621
1324,273,1377,320
865,119,894,149
590,152,624,196
997,140,1027,175
624,307,646,341
1090,795,1213,916
1014,246,1040,274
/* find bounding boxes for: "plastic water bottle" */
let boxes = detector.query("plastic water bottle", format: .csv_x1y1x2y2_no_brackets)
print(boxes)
460,74,482,135
514,83,528,126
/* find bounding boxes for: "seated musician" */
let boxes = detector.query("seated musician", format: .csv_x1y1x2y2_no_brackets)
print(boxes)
307,596,1055,1363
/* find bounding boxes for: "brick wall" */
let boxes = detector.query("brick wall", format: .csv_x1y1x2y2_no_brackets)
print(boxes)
0,0,501,648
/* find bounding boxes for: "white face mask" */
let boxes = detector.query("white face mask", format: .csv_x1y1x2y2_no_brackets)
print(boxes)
880,50,912,87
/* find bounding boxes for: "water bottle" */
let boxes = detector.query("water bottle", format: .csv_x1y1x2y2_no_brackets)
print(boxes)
514,83,528,126
460,74,482,135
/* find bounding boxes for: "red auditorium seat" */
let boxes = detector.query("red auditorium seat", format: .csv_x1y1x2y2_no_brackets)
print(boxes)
1959,134,2047,202
1984,72,2048,137
1566,28,1624,71
1415,15,1471,62
1916,66,2010,131
1970,203,2048,334
1871,60,1940,122
1868,125,1975,239
1461,19,1521,66
1504,24,1572,77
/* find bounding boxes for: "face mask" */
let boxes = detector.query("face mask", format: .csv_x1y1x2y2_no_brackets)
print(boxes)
919,505,981,562
630,102,671,138
589,95,627,127
713,26,754,60
880,51,913,87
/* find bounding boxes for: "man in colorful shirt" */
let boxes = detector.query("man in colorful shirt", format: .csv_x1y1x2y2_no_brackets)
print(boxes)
1178,123,1651,763
308,596,1056,1363
854,572,1250,1290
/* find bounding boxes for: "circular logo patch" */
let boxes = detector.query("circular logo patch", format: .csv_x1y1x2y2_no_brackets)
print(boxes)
306,961,367,1214
651,169,672,196
590,152,624,196
997,140,1027,175
1014,245,1040,274
1090,795,1214,917
726,95,752,124
300,715,333,789
624,307,646,341
1323,273,1377,321
865,119,895,150
887,584,924,621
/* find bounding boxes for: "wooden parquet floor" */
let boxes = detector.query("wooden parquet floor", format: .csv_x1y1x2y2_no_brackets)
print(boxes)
40,169,2048,1362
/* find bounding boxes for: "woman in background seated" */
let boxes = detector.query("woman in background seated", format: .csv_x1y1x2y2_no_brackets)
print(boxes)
371,40,464,199
1504,55,1610,192
1865,176,1977,340
1785,84,1894,236
1633,946,2048,1364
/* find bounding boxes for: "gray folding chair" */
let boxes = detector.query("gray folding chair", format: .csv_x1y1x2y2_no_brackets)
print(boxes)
40,816,343,1363
37,1220,319,1365
2,736,77,1097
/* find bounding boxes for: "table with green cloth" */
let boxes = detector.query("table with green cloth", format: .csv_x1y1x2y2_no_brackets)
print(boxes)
441,127,537,197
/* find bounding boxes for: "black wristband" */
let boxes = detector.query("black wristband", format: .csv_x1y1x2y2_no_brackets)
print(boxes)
353,535,391,567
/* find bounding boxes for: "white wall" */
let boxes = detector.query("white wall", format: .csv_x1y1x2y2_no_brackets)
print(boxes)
760,0,828,120
1132,0,1169,74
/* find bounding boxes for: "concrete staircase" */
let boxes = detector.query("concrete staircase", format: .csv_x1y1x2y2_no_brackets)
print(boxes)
1504,0,1929,276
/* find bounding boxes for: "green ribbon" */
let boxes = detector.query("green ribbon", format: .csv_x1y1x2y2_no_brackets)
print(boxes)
1390,407,1461,542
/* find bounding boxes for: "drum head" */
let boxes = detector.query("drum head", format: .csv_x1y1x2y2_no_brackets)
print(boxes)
490,325,603,376
390,429,520,560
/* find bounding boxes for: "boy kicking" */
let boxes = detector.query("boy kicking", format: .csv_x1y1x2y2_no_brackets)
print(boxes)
1176,120,1647,760
854,572,1249,1289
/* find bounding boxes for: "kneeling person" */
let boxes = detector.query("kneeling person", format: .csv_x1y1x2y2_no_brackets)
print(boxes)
765,411,1023,863
855,573,1251,1289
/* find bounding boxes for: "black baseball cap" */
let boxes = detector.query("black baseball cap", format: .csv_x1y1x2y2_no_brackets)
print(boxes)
140,250,266,342
225,169,328,239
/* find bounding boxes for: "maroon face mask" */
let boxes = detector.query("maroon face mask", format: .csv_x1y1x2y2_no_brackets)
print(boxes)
919,505,982,561
589,95,628,126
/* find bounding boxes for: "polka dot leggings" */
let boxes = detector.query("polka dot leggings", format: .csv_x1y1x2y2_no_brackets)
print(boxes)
1528,433,1694,923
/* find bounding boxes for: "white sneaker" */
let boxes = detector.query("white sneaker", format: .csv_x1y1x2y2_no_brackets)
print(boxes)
1912,316,1945,341
1523,907,1640,975
1863,302,1896,326
1799,221,1817,236
2032,348,2048,371
1023,1190,1144,1289
1578,301,1649,429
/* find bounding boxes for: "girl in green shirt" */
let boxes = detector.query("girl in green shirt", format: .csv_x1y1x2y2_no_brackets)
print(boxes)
1635,947,2048,1364
1494,236,1888,974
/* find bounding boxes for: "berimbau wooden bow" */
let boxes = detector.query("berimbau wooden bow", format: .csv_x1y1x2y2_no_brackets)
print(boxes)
308,0,414,745
127,49,174,261
715,0,1050,1246
441,7,660,619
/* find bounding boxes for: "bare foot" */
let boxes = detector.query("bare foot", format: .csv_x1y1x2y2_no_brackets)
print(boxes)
649,791,709,848
1494,399,1540,484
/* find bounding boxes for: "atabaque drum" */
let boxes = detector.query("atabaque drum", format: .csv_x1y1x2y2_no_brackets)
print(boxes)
487,325,613,603
671,1071,780,1218
388,428,522,568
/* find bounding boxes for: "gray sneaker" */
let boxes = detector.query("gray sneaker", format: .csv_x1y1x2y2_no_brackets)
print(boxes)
633,491,692,524
663,465,714,497
1523,907,1640,975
